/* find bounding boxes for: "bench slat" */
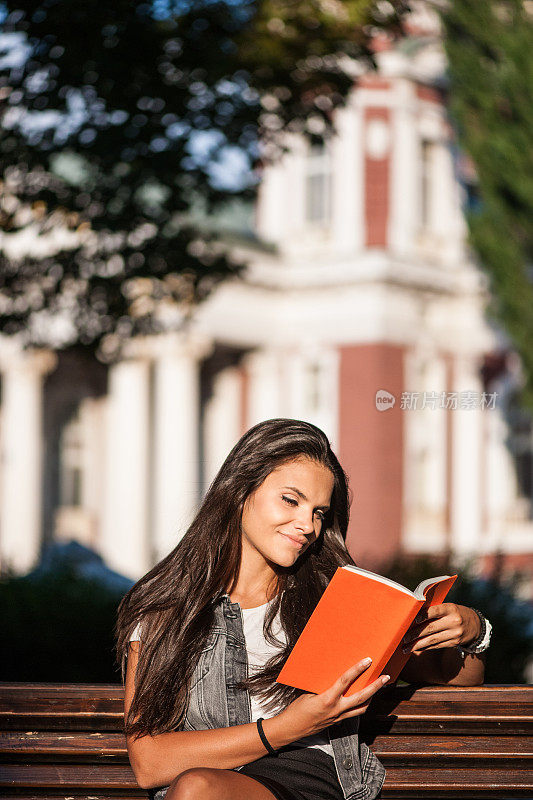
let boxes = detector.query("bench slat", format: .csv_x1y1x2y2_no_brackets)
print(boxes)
0,794,145,800
1,731,532,760
1,764,532,797
0,763,138,787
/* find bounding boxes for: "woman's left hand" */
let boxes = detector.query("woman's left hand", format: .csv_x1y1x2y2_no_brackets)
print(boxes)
401,604,481,654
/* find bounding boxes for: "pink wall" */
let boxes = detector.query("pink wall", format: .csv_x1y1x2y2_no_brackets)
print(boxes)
339,343,405,568
364,106,391,248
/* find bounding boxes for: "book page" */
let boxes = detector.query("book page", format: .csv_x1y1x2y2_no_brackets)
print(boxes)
414,575,457,602
343,565,417,598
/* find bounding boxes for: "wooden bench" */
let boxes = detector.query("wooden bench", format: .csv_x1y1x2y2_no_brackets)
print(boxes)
0,683,531,798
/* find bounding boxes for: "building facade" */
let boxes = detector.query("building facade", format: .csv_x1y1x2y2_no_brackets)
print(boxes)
1,10,532,588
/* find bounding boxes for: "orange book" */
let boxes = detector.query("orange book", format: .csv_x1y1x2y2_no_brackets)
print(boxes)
277,566,457,696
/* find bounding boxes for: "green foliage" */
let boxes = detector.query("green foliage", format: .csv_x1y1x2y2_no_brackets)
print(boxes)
0,566,124,682
0,0,408,360
384,554,533,684
442,0,533,408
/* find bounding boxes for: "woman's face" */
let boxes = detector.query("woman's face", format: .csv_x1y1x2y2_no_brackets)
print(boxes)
241,457,335,571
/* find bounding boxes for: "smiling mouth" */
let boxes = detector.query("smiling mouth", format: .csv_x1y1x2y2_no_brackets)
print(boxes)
278,532,307,549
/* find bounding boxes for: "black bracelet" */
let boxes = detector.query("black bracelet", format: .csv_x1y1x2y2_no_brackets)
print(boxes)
256,717,277,755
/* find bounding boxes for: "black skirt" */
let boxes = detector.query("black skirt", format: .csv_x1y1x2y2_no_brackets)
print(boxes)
237,745,345,800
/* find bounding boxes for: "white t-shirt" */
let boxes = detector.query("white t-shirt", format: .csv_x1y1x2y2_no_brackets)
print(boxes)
130,602,333,757
241,600,333,756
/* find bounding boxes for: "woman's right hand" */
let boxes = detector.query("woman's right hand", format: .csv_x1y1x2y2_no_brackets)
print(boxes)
276,658,389,740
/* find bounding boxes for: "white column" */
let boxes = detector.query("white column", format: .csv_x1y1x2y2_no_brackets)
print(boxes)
279,348,306,419
0,348,57,573
331,98,364,253
101,357,151,579
284,138,307,249
450,355,484,556
388,81,418,256
310,346,340,450
80,396,107,547
432,143,463,263
243,350,282,428
203,366,242,490
80,396,106,518
403,349,448,553
151,334,211,563
278,345,340,447
256,159,287,244
431,143,450,235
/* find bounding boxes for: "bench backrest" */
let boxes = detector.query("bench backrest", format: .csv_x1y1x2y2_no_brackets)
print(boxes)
0,683,532,798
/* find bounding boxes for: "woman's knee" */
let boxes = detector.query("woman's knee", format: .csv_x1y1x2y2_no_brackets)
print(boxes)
165,767,221,800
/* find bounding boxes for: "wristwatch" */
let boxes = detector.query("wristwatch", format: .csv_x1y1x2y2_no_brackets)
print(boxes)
458,608,492,654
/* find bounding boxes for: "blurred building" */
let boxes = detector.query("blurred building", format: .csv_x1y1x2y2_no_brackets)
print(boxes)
1,7,532,589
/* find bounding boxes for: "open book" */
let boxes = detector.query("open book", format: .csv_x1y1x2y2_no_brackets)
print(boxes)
276,566,457,696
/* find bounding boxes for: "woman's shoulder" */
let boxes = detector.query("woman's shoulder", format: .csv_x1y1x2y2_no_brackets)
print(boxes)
130,622,142,642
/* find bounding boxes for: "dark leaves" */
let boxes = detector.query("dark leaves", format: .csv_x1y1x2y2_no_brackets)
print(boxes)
0,0,409,359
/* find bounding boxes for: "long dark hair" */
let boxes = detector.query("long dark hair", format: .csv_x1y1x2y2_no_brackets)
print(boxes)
116,418,355,737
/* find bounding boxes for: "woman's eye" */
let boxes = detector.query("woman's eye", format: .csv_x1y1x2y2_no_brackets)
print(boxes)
314,510,325,521
282,495,298,506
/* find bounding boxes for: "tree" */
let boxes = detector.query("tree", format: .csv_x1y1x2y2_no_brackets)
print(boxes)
0,0,408,361
442,0,533,407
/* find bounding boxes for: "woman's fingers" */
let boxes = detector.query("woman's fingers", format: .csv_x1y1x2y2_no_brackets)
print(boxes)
328,657,373,697
334,675,390,721
324,659,389,710
403,613,465,653
402,604,481,654
405,631,461,652
340,674,390,709
284,659,389,736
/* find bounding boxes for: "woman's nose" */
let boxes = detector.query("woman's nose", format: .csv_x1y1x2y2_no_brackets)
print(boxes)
294,514,315,535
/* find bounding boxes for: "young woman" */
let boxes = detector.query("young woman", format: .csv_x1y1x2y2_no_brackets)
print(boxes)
117,418,487,800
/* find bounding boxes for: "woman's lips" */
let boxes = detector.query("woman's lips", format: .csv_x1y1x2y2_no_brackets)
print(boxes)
278,532,307,549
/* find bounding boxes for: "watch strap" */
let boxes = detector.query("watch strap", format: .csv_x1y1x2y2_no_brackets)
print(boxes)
458,608,492,654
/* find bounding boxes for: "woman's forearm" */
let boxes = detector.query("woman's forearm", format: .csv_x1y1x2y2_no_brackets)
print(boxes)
437,649,485,685
127,714,296,789
399,603,487,686
400,648,485,686
127,656,390,788
125,643,300,788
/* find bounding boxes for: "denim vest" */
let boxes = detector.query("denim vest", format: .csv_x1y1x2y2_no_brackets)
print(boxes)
154,595,385,800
